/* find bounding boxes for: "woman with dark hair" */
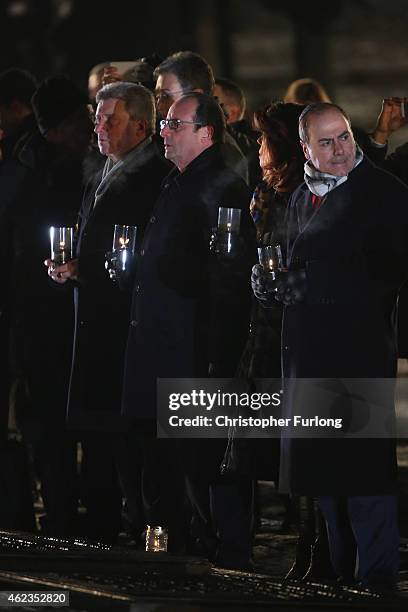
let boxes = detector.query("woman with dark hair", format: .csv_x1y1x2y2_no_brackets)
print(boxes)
242,102,305,379
239,102,333,581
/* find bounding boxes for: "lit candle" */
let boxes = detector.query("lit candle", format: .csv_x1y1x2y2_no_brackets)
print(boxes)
119,236,129,248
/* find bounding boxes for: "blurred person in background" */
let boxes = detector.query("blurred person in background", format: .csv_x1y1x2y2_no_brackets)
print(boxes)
3,76,94,536
214,77,261,189
284,77,331,105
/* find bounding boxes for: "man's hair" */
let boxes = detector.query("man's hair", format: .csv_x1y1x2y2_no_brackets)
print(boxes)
180,92,226,144
299,102,351,144
96,82,156,133
154,51,214,95
215,77,246,117
0,68,37,107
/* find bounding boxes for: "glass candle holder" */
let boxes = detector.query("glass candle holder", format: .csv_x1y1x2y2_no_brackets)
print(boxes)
217,207,241,233
258,244,283,274
145,525,168,552
50,226,73,266
112,224,137,272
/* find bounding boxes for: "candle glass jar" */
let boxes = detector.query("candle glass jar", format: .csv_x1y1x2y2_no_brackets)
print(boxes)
111,224,137,272
50,226,73,266
145,525,168,552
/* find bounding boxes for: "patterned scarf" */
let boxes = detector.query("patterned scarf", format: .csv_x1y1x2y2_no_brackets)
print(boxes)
304,144,364,196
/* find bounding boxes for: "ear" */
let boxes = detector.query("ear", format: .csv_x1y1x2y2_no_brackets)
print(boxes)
134,118,148,135
300,139,310,160
200,125,214,143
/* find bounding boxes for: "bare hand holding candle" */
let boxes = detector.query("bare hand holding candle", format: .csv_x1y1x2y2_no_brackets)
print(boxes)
45,226,77,283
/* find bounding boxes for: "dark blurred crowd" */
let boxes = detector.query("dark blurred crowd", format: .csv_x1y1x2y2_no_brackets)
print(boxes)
1,51,408,590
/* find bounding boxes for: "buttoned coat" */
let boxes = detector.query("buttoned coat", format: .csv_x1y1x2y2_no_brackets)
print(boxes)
122,144,255,420
67,140,170,430
279,157,408,495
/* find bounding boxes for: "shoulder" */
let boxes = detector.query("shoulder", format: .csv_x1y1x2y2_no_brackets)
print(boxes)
352,156,408,197
201,162,251,207
288,182,309,207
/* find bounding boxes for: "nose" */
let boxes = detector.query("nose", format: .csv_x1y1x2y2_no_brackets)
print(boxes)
94,119,104,135
333,139,344,155
160,124,170,138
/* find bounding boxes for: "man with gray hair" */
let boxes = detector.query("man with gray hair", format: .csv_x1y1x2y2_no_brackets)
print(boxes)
46,82,170,543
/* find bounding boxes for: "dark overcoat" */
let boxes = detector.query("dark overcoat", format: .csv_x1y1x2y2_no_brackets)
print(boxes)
122,144,255,420
67,140,170,430
3,138,82,426
279,157,408,495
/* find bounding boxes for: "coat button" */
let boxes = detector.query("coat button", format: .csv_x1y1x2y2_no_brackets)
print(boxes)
130,320,138,327
284,345,289,350
150,216,156,223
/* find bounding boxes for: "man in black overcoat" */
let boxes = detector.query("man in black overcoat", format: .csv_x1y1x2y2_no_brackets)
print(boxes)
47,82,170,542
121,92,256,565
253,102,408,590
4,76,94,535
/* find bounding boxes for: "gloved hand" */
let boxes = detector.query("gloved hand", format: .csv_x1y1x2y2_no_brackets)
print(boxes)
251,264,277,305
274,269,307,305
105,251,121,281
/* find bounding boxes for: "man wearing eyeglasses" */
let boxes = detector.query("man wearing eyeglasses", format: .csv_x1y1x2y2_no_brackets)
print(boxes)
121,92,256,567
154,51,249,183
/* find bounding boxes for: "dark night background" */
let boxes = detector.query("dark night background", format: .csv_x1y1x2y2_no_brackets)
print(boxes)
2,0,408,149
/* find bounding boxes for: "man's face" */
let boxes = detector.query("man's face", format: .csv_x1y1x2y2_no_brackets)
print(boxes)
302,109,356,176
46,106,94,159
160,98,211,172
213,84,241,124
94,98,143,160
155,72,187,119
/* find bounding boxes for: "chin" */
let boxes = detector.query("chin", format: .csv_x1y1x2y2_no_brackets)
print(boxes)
329,164,353,177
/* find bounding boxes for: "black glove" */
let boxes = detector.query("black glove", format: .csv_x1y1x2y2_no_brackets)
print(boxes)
274,269,307,305
251,264,277,305
104,250,135,282
252,265,307,306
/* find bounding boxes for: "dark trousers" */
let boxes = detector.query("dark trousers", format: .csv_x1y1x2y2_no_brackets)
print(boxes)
181,439,254,567
80,432,123,543
114,429,188,552
317,495,399,588
17,412,79,537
